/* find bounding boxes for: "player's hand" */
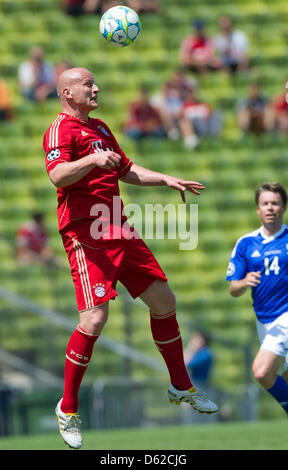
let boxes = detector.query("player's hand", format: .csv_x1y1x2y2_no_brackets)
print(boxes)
164,176,205,202
93,151,121,170
245,271,261,287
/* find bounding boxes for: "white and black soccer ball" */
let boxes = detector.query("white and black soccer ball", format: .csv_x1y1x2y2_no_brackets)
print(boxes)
100,5,141,47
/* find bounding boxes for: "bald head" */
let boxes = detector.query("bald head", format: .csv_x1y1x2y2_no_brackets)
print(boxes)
57,67,93,101
57,67,99,119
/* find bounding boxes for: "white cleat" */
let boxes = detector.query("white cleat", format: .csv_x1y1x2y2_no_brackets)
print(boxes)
168,384,218,414
55,399,83,449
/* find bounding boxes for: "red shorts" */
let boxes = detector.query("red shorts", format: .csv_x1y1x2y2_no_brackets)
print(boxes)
61,219,167,312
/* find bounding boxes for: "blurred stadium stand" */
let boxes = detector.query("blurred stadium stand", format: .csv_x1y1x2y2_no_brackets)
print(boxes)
1,0,288,434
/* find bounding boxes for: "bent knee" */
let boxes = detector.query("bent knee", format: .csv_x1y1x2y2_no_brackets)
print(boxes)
152,286,176,316
165,289,176,312
252,364,276,389
80,304,108,335
141,280,176,315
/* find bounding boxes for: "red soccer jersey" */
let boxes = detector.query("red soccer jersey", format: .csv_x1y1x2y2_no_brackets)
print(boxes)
43,113,133,232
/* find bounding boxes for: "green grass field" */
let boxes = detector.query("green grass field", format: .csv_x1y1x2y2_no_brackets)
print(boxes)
0,420,287,450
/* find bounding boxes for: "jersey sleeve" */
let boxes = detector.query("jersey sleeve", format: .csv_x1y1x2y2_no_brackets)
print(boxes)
43,118,74,173
226,237,248,281
98,120,133,178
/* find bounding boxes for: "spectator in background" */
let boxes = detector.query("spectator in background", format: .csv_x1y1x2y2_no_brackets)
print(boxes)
165,69,198,98
0,78,12,121
272,89,288,135
236,82,274,135
179,19,216,75
18,46,57,102
16,212,57,266
151,70,198,141
124,86,166,141
127,0,161,14
63,0,118,16
55,59,73,81
184,331,214,387
179,88,223,149
213,15,249,75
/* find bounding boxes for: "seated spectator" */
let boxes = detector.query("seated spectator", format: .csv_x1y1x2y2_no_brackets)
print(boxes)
16,212,57,266
127,0,161,14
124,86,166,141
236,82,274,135
213,15,249,75
184,331,214,386
18,46,57,102
63,0,118,16
179,19,216,74
0,78,13,121
179,88,223,149
151,70,198,141
272,90,288,134
165,69,198,96
55,59,73,81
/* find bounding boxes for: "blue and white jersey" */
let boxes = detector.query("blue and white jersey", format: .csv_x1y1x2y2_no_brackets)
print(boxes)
226,224,288,323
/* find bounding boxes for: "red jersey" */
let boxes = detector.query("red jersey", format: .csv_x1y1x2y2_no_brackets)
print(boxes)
181,35,214,61
128,102,162,128
16,220,48,253
182,101,212,120
273,94,288,114
43,113,133,232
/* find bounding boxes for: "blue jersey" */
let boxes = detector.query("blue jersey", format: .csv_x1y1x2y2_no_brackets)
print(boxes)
226,224,288,323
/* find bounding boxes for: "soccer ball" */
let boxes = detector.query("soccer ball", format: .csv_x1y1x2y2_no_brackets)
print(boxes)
100,5,141,47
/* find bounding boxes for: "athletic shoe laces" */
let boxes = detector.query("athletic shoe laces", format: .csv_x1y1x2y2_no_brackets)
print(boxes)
193,389,207,399
64,414,82,434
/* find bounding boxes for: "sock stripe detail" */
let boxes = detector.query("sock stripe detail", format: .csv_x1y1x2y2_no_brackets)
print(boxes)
150,310,176,320
65,354,89,367
154,333,181,345
76,325,99,337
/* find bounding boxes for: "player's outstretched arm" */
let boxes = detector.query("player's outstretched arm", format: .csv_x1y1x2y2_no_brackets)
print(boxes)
229,271,261,297
120,163,205,202
49,151,121,187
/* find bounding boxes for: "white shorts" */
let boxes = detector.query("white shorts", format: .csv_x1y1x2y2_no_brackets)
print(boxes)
256,311,288,362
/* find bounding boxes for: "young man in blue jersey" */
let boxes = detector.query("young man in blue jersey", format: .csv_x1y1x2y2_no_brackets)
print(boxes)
226,182,288,415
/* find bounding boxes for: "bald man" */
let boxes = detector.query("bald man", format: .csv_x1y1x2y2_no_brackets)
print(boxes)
43,68,217,448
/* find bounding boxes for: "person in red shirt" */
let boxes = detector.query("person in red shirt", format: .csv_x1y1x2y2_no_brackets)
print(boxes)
179,88,223,149
272,91,288,134
0,78,13,121
179,19,217,74
63,0,117,16
43,67,218,448
124,86,166,141
16,212,55,265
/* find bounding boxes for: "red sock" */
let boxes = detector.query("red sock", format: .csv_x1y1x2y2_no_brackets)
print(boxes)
150,310,192,390
61,325,98,413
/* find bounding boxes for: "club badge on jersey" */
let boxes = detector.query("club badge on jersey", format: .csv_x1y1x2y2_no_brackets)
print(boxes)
94,283,106,297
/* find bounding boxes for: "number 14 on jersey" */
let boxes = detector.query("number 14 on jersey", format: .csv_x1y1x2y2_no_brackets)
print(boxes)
264,256,280,275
